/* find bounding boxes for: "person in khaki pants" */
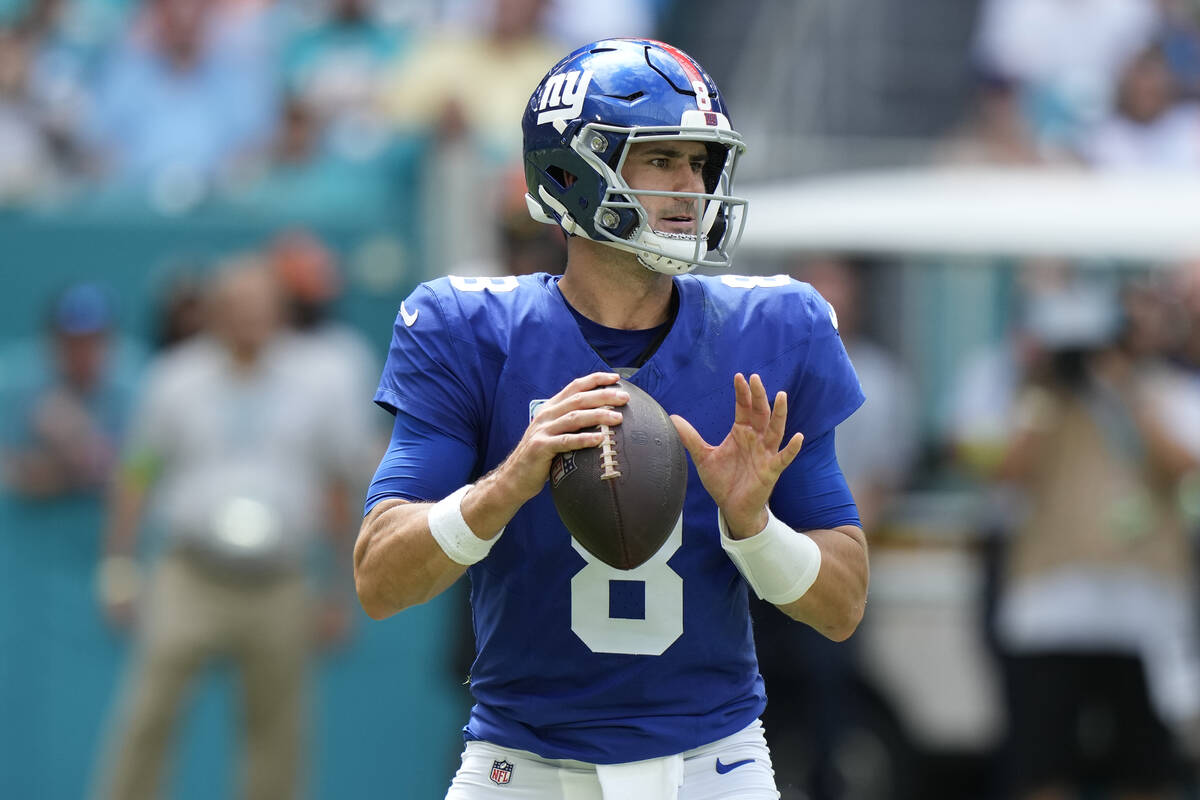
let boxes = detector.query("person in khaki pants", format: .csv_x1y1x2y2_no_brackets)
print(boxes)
93,259,358,800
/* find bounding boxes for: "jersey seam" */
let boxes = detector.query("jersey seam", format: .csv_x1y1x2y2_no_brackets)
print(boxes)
427,283,517,376
417,284,502,440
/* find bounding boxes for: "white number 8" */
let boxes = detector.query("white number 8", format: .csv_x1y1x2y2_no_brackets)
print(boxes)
570,517,683,655
449,275,520,293
721,275,790,289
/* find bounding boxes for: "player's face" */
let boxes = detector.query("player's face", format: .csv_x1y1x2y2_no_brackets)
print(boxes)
621,140,708,237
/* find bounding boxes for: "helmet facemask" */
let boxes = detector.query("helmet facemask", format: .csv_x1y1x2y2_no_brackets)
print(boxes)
574,123,749,275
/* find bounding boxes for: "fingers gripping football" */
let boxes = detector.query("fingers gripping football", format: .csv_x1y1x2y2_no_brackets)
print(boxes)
671,373,804,538
499,372,629,503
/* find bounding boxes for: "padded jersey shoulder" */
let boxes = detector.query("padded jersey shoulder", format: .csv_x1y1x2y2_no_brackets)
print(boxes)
376,274,560,429
685,273,840,357
409,274,554,350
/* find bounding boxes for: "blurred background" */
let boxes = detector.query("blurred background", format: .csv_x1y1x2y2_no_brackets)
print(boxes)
2,0,1200,798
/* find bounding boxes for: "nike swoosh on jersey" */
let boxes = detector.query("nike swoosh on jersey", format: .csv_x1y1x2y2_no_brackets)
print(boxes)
714,758,755,774
400,302,419,327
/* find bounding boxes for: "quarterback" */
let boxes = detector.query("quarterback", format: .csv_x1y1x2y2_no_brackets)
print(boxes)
354,39,869,799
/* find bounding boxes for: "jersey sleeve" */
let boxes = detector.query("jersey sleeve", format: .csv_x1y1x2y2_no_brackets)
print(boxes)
364,410,477,513
770,429,862,532
790,289,865,441
374,284,482,447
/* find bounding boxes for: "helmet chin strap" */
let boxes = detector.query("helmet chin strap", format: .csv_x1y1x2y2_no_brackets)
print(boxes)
632,191,722,275
636,251,694,275
635,231,700,275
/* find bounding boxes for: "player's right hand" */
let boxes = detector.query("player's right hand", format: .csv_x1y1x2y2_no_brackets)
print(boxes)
496,372,629,503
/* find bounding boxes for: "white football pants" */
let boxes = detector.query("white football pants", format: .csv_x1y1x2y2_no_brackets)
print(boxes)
445,718,779,799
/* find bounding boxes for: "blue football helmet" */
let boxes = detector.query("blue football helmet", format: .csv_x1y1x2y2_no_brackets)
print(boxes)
522,39,748,275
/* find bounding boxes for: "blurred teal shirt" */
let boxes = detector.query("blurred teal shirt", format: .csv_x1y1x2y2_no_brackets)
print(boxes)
0,336,144,492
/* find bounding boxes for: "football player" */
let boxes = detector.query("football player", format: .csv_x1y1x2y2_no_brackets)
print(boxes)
355,38,868,799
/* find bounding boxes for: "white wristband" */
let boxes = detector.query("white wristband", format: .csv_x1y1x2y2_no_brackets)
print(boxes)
719,508,822,605
427,485,503,566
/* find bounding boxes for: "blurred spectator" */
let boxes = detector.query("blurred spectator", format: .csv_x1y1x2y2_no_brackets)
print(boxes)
379,0,556,163
1077,41,1200,170
17,0,135,46
1159,0,1200,99
224,89,411,216
269,227,389,644
0,27,65,202
1177,259,1200,375
84,0,277,198
148,268,206,351
447,167,566,277
994,278,1200,799
0,282,140,499
281,0,406,163
542,0,659,49
943,261,1073,482
7,0,138,196
972,0,1162,147
440,0,661,49
935,73,1054,166
274,92,323,165
1128,267,1200,546
0,279,143,799
1119,274,1200,484
268,227,385,475
750,255,919,800
492,204,568,277
92,258,358,800
378,0,559,271
794,255,919,533
1168,260,1200,538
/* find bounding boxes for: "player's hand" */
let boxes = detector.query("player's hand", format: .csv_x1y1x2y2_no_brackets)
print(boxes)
671,373,804,539
495,372,629,504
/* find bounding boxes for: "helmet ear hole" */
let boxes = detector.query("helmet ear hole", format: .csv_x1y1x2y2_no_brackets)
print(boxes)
706,207,727,251
702,143,728,194
546,166,572,190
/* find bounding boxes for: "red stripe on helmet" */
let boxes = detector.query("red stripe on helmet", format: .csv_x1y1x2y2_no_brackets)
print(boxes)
648,40,706,89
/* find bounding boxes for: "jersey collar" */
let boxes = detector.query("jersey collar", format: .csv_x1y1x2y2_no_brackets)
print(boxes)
540,273,707,399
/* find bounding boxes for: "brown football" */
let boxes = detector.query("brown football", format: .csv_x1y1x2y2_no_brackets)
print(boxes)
549,378,687,570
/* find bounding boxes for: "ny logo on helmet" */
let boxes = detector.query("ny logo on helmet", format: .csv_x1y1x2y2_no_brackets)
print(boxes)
537,69,594,127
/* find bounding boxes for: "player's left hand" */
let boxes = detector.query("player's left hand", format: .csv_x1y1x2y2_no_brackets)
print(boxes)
671,373,804,539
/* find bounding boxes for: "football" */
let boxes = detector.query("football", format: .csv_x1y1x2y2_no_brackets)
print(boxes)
549,378,687,570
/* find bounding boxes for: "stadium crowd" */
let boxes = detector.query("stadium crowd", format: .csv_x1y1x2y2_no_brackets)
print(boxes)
2,0,1200,798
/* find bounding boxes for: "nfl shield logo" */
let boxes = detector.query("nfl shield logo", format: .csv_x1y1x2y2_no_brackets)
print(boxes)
550,451,576,488
490,759,514,785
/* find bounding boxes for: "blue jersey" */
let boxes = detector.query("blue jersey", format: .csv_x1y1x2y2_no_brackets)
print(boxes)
372,272,864,764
